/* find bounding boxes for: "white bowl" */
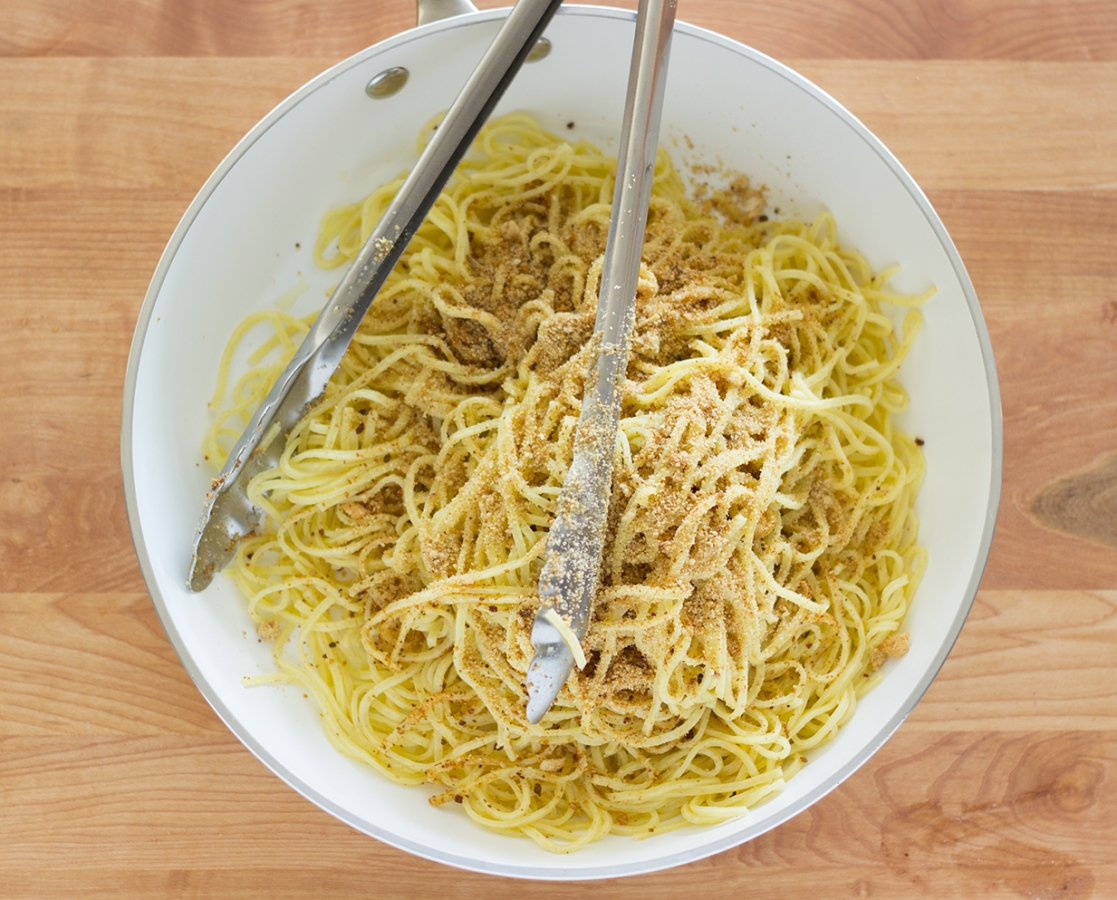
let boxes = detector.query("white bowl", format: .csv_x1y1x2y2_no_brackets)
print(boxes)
122,5,1001,881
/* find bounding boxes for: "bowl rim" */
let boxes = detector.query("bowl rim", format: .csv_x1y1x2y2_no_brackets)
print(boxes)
121,3,1003,881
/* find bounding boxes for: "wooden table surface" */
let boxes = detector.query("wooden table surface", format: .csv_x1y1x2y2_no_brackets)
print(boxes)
2,0,1116,896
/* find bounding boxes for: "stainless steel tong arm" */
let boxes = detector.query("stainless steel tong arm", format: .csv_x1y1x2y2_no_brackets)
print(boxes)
525,0,677,724
188,0,564,591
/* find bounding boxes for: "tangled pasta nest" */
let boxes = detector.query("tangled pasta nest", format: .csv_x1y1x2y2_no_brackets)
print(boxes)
207,113,927,852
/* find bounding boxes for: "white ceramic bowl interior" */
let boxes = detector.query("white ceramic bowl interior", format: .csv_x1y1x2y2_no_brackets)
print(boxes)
123,5,1001,881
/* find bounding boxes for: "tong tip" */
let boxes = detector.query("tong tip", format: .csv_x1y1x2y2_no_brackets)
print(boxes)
525,617,575,723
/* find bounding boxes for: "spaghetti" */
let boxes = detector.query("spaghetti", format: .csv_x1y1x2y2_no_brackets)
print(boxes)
207,113,927,852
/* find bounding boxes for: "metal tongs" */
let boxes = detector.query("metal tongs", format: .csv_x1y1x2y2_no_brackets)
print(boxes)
189,0,676,725
188,0,564,591
525,0,677,723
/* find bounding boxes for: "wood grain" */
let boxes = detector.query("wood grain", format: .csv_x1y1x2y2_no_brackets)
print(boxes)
908,591,1117,731
2,0,1116,896
3,59,1115,194
1033,453,1117,549
2,0,1115,61
0,594,216,735
2,727,1114,898
930,188,1117,590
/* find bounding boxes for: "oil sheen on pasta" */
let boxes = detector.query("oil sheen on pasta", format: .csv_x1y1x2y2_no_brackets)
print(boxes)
205,113,927,853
